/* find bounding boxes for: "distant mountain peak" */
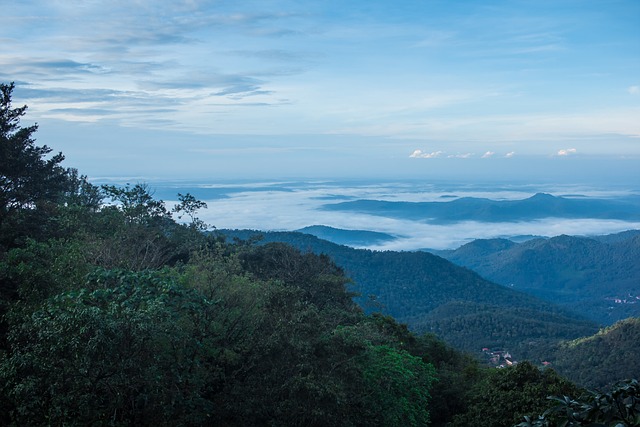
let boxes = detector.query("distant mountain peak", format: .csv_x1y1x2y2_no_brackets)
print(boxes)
530,192,557,199
296,225,397,247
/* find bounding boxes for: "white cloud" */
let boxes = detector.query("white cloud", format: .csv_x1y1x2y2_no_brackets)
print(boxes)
505,151,516,158
410,149,443,158
160,182,640,251
447,153,474,158
4,0,640,172
481,151,495,158
557,148,577,156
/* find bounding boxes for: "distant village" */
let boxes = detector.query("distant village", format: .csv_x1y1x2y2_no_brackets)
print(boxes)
481,348,556,370
481,348,518,368
606,294,640,305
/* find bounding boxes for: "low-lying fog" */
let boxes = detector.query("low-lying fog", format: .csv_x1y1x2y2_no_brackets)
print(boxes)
152,180,640,250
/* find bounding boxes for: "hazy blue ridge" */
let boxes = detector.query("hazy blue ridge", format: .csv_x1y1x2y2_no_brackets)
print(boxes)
321,193,640,223
295,225,398,247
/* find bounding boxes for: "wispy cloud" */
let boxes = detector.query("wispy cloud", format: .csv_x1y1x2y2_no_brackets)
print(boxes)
0,58,111,76
447,153,474,158
557,148,577,156
2,0,639,176
505,151,516,158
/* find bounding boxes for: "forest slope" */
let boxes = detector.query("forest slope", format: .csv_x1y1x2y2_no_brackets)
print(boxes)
549,317,640,389
219,229,597,359
435,231,640,324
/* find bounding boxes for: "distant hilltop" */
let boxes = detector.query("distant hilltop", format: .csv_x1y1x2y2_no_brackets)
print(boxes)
296,225,398,247
322,193,640,223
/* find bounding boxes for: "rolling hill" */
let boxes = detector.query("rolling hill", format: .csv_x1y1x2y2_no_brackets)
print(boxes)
295,225,398,247
217,229,597,359
548,317,640,389
434,231,640,324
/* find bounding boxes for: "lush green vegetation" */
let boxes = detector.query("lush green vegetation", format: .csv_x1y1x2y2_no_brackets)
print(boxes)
547,318,640,390
450,361,582,427
222,229,640,394
0,82,443,425
516,379,640,427
220,229,598,360
1,81,637,426
436,233,640,324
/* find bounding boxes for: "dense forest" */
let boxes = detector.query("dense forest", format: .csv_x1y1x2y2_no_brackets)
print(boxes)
1,82,639,426
220,230,598,359
219,229,640,390
547,318,640,389
435,233,640,324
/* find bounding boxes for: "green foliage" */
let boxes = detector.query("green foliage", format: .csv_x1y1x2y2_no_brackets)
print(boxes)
413,333,482,427
172,192,209,231
0,227,441,426
361,345,434,426
219,229,599,358
0,82,70,248
450,362,582,427
548,318,640,390
414,301,597,360
1,268,220,425
0,238,92,304
60,184,210,270
240,242,356,311
515,379,640,427
438,233,640,325
102,183,172,226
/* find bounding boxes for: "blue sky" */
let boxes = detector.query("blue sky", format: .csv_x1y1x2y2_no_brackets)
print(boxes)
2,0,639,182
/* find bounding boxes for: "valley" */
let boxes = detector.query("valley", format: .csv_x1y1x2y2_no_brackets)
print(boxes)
217,228,639,389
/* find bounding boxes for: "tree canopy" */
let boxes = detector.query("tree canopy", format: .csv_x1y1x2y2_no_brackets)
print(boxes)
0,81,441,425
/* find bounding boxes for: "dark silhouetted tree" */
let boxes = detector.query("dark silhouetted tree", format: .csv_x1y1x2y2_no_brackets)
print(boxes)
0,82,70,248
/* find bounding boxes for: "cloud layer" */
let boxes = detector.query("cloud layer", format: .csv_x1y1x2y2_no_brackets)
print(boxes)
158,181,640,250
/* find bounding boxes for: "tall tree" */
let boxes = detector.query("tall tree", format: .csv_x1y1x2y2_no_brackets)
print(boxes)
0,82,69,248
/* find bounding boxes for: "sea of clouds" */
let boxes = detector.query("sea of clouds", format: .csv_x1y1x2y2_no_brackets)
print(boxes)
156,180,640,250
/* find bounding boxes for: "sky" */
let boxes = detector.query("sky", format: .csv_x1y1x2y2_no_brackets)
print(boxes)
2,0,639,182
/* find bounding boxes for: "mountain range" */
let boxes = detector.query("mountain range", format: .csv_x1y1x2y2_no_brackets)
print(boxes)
322,192,640,223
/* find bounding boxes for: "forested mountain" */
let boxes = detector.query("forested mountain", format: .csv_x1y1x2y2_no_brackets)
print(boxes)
220,229,640,393
434,232,640,324
322,193,640,223
219,229,598,359
548,317,640,389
